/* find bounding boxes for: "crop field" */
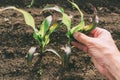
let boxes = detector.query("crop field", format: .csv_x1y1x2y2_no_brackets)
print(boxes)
0,0,120,80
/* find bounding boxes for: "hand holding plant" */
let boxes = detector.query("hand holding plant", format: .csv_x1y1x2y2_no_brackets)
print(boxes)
72,27,120,80
43,1,99,68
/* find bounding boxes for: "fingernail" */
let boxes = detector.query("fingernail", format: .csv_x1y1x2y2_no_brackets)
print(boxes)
73,32,79,38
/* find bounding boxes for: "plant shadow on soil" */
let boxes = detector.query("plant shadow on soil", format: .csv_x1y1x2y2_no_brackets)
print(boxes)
0,0,120,80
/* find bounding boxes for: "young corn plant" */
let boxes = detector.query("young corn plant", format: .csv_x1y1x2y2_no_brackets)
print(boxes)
0,6,62,66
43,5,72,68
27,15,62,66
43,1,99,68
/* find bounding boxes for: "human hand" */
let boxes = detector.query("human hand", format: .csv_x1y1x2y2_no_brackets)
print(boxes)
72,27,120,80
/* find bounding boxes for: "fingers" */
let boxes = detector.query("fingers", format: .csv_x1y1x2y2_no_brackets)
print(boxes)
73,32,93,46
71,41,88,52
90,27,103,34
90,27,111,38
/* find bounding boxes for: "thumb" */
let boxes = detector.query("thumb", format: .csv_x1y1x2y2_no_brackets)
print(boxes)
73,32,93,45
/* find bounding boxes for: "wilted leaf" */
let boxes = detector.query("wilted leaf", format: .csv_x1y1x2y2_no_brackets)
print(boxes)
43,5,64,13
44,49,61,59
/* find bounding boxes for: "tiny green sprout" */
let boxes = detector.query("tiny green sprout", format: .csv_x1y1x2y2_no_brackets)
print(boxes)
26,47,39,66
61,44,71,68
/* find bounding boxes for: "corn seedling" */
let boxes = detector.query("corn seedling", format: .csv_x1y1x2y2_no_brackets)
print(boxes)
0,6,62,66
43,5,72,68
61,44,71,68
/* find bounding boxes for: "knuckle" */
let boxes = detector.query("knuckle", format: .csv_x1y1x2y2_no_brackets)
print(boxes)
104,29,111,35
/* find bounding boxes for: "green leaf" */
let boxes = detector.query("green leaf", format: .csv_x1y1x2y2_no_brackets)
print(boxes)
43,5,71,30
39,15,52,38
69,1,83,21
44,49,61,59
71,20,84,34
43,21,62,46
1,6,36,31
83,23,95,34
49,20,62,34
44,35,50,46
68,1,85,34
66,30,72,44
43,5,71,44
33,32,42,42
62,13,71,30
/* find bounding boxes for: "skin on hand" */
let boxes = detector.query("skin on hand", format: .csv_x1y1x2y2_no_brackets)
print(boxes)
72,27,120,80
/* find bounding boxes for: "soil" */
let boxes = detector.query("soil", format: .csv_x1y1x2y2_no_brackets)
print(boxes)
0,0,120,80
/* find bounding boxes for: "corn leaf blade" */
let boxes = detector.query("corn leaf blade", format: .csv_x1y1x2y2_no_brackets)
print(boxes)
69,1,85,33
71,20,84,34
0,6,36,31
43,5,71,30
62,13,71,30
43,5,71,44
69,1,83,20
43,21,62,46
39,15,52,38
49,20,62,34
83,23,95,34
